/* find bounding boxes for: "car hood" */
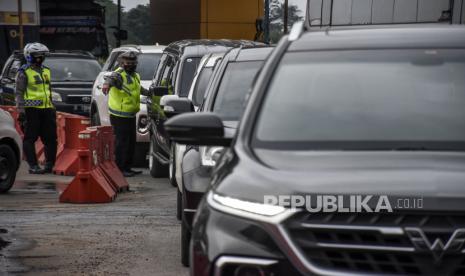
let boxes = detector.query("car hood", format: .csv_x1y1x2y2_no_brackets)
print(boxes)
223,121,238,138
52,81,94,95
215,151,465,211
140,80,151,90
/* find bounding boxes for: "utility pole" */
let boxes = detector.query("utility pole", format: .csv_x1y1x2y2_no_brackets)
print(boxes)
117,0,121,47
18,0,24,49
264,0,270,44
283,0,289,33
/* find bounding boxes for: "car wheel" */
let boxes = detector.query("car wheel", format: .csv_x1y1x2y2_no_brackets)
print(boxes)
169,144,177,187
177,188,182,220
91,109,101,126
0,144,18,193
149,138,167,178
181,193,191,267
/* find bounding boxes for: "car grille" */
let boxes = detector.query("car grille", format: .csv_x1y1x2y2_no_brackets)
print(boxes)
66,95,92,105
283,212,465,275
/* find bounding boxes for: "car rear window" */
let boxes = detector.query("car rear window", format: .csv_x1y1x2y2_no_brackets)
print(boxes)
254,49,465,151
213,61,262,121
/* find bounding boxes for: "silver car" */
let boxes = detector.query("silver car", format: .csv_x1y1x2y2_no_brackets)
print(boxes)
0,107,22,193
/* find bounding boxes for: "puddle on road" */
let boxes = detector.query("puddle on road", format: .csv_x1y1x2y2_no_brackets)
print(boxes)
12,181,68,194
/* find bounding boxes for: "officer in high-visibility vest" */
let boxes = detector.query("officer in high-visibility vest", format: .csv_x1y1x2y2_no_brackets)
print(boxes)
102,50,148,177
15,42,57,174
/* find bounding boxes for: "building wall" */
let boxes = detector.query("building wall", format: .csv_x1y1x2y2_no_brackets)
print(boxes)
200,0,264,41
150,0,263,44
150,0,201,44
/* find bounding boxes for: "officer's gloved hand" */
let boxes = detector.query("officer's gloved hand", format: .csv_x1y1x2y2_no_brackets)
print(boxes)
18,111,26,132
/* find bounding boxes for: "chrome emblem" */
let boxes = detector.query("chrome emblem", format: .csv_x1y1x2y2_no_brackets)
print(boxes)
405,227,465,262
82,96,91,103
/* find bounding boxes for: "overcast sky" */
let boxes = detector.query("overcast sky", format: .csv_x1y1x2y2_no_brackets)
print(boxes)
112,0,150,11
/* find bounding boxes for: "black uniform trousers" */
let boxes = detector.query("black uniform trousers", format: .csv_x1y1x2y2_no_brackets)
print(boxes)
109,114,136,171
23,108,57,167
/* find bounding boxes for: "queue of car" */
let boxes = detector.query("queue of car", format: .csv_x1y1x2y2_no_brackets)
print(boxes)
162,24,465,275
1,15,464,276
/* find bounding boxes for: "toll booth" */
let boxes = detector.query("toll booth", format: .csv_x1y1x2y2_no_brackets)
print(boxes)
0,0,40,66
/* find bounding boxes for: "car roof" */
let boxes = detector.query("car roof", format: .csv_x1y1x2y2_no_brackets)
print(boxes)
164,39,264,57
112,44,166,54
224,47,274,62
289,25,465,52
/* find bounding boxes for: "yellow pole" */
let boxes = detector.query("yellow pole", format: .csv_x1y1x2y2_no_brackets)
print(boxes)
18,0,24,49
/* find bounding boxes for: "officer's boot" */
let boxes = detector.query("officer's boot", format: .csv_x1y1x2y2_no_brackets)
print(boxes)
29,165,45,175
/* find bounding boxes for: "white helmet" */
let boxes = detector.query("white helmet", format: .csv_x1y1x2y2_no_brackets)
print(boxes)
24,42,49,62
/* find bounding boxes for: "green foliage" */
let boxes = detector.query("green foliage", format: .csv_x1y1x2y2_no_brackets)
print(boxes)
95,0,152,49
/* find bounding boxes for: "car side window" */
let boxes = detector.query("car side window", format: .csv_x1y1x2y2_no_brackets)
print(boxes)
157,55,177,91
102,51,121,71
7,58,22,79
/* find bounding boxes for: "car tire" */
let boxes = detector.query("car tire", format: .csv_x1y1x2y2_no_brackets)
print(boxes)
169,144,177,187
0,144,18,194
91,109,101,126
177,188,182,221
181,193,191,267
149,138,167,178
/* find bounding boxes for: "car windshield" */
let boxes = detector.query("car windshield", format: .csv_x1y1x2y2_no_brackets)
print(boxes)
44,57,102,82
137,53,162,80
179,57,201,96
213,61,262,121
193,67,214,106
254,49,465,151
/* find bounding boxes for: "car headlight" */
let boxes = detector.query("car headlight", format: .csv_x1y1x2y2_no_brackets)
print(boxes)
51,92,62,102
207,191,294,224
200,146,224,167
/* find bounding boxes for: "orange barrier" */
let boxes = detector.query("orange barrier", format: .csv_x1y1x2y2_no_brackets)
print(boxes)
53,115,90,175
98,126,129,192
59,128,116,204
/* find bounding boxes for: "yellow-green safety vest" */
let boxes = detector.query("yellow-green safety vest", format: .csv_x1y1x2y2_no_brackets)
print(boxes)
108,68,141,118
23,65,53,109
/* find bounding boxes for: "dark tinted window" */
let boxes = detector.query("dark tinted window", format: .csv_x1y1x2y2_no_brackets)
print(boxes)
44,57,102,81
213,61,262,121
137,53,162,80
179,57,201,96
254,50,465,150
193,67,214,106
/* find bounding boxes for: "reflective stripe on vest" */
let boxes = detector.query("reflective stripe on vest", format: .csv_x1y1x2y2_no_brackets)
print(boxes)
24,66,53,109
108,68,141,118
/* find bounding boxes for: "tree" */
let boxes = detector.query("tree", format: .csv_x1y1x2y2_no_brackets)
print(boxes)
95,0,152,49
269,0,303,43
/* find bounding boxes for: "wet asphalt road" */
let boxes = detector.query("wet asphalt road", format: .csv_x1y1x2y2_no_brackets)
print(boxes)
0,162,189,276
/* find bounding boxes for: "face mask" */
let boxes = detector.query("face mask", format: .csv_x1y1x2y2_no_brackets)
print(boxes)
123,63,137,73
33,56,45,65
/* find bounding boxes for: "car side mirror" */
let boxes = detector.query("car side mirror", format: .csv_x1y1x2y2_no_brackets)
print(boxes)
165,113,232,146
149,85,169,97
160,95,194,118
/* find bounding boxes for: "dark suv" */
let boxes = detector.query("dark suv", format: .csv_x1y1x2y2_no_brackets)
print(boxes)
0,51,101,116
146,40,258,177
166,25,465,275
176,46,273,266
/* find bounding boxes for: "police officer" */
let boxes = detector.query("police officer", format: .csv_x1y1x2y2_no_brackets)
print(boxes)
16,43,57,174
102,50,147,177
